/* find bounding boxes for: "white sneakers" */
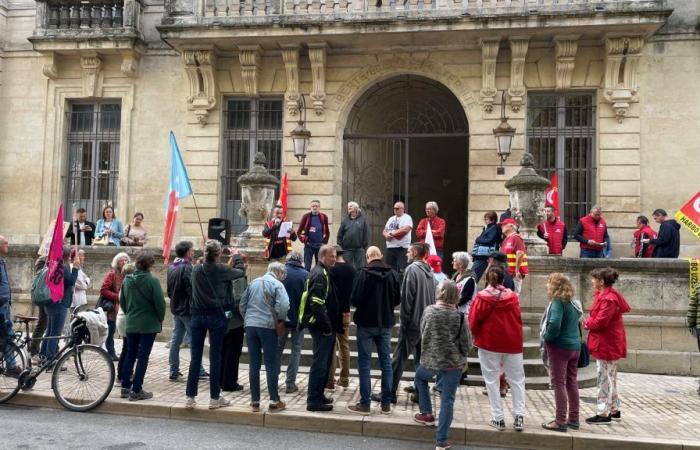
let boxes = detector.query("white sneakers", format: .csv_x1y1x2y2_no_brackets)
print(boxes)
209,396,231,410
185,396,196,409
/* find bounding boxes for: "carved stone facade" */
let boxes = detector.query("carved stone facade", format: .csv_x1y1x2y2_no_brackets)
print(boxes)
604,36,644,123
238,45,261,97
308,43,327,116
508,38,529,113
183,48,217,125
281,45,300,116
479,38,500,113
554,36,579,91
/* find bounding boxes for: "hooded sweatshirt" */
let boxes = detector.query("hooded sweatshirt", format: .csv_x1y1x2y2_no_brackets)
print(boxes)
651,219,681,258
350,260,401,328
469,285,523,354
584,286,631,361
400,260,437,333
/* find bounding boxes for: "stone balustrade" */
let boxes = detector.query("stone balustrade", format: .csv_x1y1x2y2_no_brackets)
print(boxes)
33,0,142,38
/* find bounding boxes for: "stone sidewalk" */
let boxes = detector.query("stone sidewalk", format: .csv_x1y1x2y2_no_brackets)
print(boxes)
8,341,700,450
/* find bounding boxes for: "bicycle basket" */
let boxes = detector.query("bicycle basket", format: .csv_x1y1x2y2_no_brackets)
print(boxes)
70,316,91,345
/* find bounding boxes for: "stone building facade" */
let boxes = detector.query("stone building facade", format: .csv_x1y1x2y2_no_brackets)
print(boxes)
0,0,699,258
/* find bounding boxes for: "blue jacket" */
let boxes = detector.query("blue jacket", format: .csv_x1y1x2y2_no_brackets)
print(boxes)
472,222,502,260
95,219,125,246
240,272,290,330
0,258,11,306
59,266,79,308
282,261,308,328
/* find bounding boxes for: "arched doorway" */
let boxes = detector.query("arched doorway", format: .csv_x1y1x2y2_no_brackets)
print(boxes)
342,75,469,269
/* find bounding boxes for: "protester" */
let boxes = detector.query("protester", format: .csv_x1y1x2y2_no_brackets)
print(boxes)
337,202,370,269
221,252,248,392
299,244,339,412
95,205,125,246
121,212,148,246
646,209,681,258
166,241,208,382
65,208,95,246
584,268,631,425
327,246,354,390
185,240,245,410
471,211,501,282
413,280,471,450
450,252,476,314
633,216,656,258
382,201,413,273
537,206,568,256
297,200,330,270
29,257,48,358
541,273,582,432
0,235,21,377
347,246,400,415
71,249,90,308
277,251,308,393
100,252,130,361
240,262,290,413
263,205,297,261
427,255,448,284
485,252,515,291
574,205,608,258
500,218,528,294
119,250,165,401
391,243,436,403
469,266,525,432
116,262,135,384
416,201,446,259
688,283,700,395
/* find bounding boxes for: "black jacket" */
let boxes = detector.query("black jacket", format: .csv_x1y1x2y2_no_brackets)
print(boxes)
65,220,96,246
473,222,502,260
303,263,341,334
167,259,193,317
337,214,370,250
350,260,400,328
331,262,356,315
282,261,309,328
651,219,681,258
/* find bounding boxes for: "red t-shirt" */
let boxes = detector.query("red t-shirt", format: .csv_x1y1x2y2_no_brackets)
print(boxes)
501,233,527,276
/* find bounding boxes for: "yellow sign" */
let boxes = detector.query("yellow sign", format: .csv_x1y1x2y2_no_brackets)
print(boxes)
690,258,700,297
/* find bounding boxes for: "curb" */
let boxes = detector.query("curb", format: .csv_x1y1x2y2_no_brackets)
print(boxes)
7,391,700,450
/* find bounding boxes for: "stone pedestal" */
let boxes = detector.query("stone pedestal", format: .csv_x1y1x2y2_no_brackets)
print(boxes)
504,153,550,256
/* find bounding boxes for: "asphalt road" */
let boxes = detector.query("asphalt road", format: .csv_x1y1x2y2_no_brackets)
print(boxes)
0,405,515,450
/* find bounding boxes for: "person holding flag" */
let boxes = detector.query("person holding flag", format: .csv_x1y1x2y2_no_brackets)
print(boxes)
163,132,197,264
537,206,568,256
416,201,446,260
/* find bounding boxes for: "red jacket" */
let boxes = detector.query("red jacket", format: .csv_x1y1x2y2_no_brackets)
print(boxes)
469,286,523,354
633,225,656,258
296,212,330,245
100,269,125,321
578,215,607,251
416,216,446,250
538,217,566,255
583,287,631,361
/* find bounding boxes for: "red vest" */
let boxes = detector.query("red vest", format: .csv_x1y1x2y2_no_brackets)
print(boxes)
579,215,607,250
633,225,656,258
538,217,566,255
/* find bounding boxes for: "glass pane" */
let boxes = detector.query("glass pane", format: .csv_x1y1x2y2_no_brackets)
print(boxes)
257,100,283,130
565,95,593,127
70,104,94,132
99,104,121,131
528,95,557,128
529,137,556,179
564,137,593,230
226,100,251,130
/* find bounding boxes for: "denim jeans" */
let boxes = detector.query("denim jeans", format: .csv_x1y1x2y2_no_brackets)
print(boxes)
356,326,392,406
385,247,408,273
105,319,117,357
471,259,489,283
186,312,226,399
304,244,321,271
277,326,304,388
0,303,16,367
343,248,365,270
40,303,68,361
415,365,462,446
121,333,156,393
246,326,281,403
580,248,604,259
307,329,335,407
169,314,205,376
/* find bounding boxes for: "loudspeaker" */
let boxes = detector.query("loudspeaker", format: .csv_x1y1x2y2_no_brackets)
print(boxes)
207,218,231,245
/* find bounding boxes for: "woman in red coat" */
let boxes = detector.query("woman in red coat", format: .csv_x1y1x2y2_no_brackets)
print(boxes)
101,252,130,362
583,267,631,425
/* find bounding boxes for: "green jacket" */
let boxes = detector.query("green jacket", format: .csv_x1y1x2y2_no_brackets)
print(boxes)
688,284,700,329
120,270,166,335
543,298,582,351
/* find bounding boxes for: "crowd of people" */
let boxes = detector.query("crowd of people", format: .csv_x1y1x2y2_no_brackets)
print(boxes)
65,206,149,247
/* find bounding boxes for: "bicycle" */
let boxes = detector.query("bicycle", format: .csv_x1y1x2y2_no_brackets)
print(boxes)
0,307,114,412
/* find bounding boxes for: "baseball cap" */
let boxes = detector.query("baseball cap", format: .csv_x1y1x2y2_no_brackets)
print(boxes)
500,218,518,227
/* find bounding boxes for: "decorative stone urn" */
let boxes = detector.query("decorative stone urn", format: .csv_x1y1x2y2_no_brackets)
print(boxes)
234,152,279,264
504,153,551,256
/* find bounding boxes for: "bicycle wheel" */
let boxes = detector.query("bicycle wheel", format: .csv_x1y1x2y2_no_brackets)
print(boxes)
52,344,114,412
0,342,26,404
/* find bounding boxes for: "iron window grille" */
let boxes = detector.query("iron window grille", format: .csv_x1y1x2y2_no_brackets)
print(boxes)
64,103,121,222
527,93,596,233
222,98,283,233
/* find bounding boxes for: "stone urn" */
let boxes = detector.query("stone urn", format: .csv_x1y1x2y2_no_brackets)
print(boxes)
504,153,550,256
234,152,280,261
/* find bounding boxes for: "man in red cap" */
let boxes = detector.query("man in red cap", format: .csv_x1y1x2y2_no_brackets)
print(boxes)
500,218,527,294
426,254,448,284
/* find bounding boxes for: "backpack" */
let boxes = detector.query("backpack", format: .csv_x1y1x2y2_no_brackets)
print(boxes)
298,269,329,329
31,267,53,307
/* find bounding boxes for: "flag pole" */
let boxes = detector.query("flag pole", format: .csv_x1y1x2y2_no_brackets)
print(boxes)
190,192,207,246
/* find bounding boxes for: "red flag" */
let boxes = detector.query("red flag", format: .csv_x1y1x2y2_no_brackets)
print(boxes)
46,204,65,302
545,172,559,214
278,172,289,220
675,191,700,240
162,191,179,264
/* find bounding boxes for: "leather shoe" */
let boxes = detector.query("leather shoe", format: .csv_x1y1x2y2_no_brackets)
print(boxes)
306,404,333,412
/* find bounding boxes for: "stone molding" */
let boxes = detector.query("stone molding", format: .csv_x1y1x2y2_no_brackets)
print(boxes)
604,36,644,123
42,52,58,79
80,54,103,97
554,36,580,91
238,45,261,97
308,42,327,116
182,48,217,125
479,38,500,113
281,44,300,116
507,37,529,113
120,52,140,78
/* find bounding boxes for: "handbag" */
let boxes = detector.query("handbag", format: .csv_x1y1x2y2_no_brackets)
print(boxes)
96,295,115,313
261,280,286,337
577,323,590,368
92,235,110,246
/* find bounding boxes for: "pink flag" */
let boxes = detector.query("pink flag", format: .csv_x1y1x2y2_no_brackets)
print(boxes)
46,204,65,302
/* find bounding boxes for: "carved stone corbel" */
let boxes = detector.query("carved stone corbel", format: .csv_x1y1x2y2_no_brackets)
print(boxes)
508,37,529,112
239,45,261,97
604,36,644,123
281,45,300,116
42,52,58,79
554,36,579,91
308,42,327,116
182,48,218,126
120,51,141,78
81,54,102,97
479,38,500,113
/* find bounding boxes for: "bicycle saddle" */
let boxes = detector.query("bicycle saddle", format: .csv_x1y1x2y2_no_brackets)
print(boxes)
14,314,38,322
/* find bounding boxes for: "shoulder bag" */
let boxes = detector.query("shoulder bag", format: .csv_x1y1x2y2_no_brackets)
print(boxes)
96,277,116,313
260,279,286,337
577,322,590,368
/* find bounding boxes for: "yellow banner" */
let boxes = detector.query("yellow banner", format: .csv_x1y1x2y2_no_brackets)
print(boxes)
690,258,700,297
676,210,700,240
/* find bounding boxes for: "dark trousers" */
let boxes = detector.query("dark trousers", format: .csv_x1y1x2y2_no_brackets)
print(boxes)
220,326,245,391
307,329,335,407
40,303,68,361
121,332,156,393
117,338,128,382
386,247,408,273
471,258,489,283
106,319,117,357
186,312,226,399
343,248,366,270
580,248,604,258
304,245,321,271
391,330,421,394
546,343,580,425
29,306,48,356
246,326,281,403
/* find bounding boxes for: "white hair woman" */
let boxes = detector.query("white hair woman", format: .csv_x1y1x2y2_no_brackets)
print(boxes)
416,201,446,259
451,251,476,313
100,251,130,362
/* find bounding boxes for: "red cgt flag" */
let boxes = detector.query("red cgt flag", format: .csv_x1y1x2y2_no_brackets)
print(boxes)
278,172,289,220
545,172,559,214
675,191,700,240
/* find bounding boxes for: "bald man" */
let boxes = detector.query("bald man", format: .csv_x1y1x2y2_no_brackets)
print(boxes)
0,235,20,376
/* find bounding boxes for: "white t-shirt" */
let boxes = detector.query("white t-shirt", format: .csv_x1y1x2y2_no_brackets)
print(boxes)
384,214,413,248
